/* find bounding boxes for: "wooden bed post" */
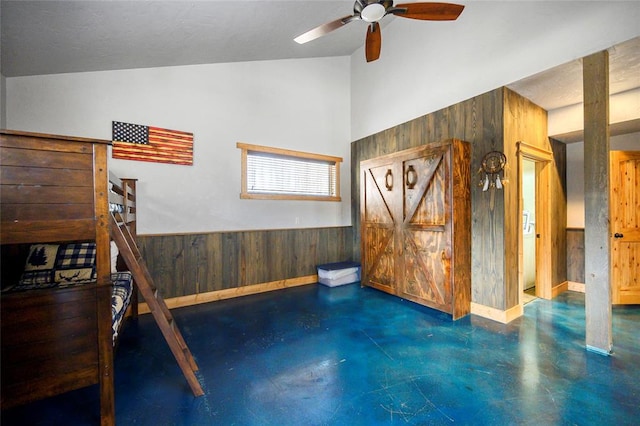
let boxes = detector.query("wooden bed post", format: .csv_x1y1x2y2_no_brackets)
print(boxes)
94,143,116,425
121,178,139,317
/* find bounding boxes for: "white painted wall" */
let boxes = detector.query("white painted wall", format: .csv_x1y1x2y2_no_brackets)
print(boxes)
549,89,640,136
6,2,640,236
350,1,640,141
1,73,6,129
566,132,640,228
6,57,351,235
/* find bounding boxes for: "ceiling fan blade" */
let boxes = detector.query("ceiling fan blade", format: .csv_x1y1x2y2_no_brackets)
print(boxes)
392,2,464,21
365,22,382,63
294,15,358,44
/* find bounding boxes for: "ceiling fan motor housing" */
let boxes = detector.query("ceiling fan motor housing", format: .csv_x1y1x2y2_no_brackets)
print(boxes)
355,0,394,22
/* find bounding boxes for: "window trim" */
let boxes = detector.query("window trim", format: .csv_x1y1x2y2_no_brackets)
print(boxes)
237,142,342,202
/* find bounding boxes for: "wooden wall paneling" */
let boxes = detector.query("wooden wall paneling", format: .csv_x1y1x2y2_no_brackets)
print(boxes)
351,143,362,261
319,228,339,266
473,89,505,309
550,138,568,286
138,227,353,301
436,107,451,141
186,234,203,295
136,233,176,297
503,88,522,308
451,140,473,319
352,86,557,319
284,229,300,279
316,227,351,272
307,228,322,270
503,88,561,306
291,229,311,278
222,232,240,290
583,50,612,354
402,117,418,150
503,88,565,307
184,234,206,295
266,229,289,282
240,231,264,286
380,127,398,156
207,232,225,291
352,88,514,312
396,121,410,151
567,228,585,283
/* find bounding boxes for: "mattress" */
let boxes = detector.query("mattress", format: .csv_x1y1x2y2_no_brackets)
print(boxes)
111,271,134,344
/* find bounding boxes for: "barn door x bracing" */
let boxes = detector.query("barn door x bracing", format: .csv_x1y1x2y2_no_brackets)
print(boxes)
360,140,471,319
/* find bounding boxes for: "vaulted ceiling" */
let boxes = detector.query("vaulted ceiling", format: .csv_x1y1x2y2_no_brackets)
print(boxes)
2,1,639,120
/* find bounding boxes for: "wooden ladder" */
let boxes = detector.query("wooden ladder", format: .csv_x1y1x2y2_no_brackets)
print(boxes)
110,213,204,397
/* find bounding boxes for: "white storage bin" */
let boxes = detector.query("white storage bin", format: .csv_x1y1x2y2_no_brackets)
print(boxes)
317,261,361,287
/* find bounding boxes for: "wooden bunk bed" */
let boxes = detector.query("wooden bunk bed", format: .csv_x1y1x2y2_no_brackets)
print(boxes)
0,129,138,424
0,129,202,425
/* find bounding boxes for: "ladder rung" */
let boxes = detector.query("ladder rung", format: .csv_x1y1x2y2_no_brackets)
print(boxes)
109,212,203,396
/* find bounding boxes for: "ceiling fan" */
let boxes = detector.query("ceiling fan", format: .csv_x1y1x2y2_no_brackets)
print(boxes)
294,1,465,62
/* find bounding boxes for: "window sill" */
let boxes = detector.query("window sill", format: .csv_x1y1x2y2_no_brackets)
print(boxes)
240,193,341,202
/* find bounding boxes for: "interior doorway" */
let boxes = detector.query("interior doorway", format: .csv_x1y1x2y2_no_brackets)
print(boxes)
517,141,553,303
522,158,537,304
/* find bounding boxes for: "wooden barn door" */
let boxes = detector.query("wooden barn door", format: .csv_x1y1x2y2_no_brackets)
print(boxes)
361,158,402,295
361,140,470,319
611,150,640,304
398,147,452,312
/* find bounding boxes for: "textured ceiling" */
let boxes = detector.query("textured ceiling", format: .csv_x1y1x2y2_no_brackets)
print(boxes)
2,1,639,117
0,1,376,76
508,37,640,110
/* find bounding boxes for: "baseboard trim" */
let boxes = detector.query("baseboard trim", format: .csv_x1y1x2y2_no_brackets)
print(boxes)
138,274,318,314
586,344,612,356
551,281,569,298
470,302,523,324
568,281,586,293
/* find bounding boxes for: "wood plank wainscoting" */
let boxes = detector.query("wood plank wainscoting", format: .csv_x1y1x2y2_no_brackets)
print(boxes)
135,226,353,312
352,87,568,323
567,228,586,292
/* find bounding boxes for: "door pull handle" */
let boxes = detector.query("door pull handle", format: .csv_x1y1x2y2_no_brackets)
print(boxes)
385,169,393,191
406,165,417,189
614,233,624,239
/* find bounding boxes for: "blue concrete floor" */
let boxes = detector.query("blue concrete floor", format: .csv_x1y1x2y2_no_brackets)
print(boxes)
3,284,639,425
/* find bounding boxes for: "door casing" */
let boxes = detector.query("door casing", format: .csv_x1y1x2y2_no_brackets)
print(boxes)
517,142,553,301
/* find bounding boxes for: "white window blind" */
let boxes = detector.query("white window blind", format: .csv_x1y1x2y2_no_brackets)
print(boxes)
237,143,342,201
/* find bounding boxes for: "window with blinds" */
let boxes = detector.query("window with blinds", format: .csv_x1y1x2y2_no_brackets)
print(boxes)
237,143,342,201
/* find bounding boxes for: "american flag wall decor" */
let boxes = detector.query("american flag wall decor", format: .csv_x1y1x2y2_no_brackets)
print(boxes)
112,121,193,165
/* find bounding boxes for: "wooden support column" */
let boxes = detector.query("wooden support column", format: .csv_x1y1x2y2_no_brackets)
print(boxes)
583,50,612,355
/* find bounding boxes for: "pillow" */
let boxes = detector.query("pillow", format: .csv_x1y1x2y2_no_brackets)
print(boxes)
17,242,98,290
18,244,60,289
110,240,119,273
54,242,97,286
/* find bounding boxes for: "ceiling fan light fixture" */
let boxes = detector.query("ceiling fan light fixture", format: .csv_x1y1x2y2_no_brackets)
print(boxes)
295,1,464,62
361,3,386,22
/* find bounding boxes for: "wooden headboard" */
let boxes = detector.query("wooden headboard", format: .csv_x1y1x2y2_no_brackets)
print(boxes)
1,129,111,246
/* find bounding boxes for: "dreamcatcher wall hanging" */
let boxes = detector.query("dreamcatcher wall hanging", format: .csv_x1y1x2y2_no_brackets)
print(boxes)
478,151,507,191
